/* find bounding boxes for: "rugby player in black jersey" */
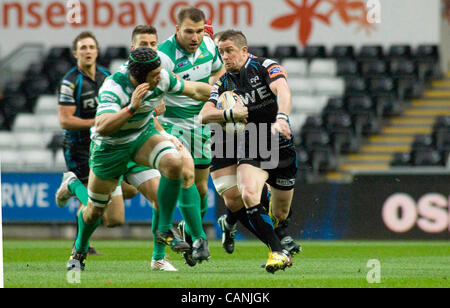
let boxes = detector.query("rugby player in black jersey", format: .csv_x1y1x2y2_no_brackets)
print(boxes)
200,30,298,273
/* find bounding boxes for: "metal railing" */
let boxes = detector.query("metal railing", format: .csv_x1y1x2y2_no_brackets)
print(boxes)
0,43,45,92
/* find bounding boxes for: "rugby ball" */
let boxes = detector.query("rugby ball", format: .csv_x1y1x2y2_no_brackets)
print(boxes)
216,91,246,135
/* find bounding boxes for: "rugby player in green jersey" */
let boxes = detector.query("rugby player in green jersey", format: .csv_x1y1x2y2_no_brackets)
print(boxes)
66,47,212,271
157,7,226,266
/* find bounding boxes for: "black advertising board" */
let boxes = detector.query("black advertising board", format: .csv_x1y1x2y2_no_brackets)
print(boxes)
347,173,450,240
215,173,450,240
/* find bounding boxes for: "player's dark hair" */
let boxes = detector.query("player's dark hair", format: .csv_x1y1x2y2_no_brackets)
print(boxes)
177,6,206,25
72,31,99,51
132,25,158,43
128,47,161,84
218,30,247,48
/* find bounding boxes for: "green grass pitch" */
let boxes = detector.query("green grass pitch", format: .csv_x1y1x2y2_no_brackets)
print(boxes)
2,240,450,288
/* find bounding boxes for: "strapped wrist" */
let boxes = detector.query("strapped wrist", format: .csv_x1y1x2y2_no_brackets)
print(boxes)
223,109,233,122
126,106,136,115
276,112,289,122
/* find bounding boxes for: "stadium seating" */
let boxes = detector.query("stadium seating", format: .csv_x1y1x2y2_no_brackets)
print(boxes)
357,45,384,61
0,150,24,171
309,59,338,77
0,43,442,178
0,131,17,150
99,46,129,68
35,95,58,115
281,59,308,77
331,45,355,60
12,114,41,132
301,45,327,61
273,45,298,60
248,46,270,58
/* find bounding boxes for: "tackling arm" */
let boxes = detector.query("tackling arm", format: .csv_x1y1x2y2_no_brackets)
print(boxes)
181,80,213,102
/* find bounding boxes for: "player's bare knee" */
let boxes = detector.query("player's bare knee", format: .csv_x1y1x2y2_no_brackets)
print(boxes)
83,205,103,225
241,187,260,207
223,189,244,212
159,153,183,179
104,217,124,228
273,206,289,221
181,163,195,188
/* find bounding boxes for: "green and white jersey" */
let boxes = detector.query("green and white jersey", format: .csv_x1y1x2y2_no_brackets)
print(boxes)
158,35,222,130
92,62,185,145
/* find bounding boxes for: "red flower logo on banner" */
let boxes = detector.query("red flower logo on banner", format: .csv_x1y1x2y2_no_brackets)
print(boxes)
271,0,376,45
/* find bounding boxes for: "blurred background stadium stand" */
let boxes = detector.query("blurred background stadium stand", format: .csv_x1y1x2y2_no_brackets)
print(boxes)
0,43,444,177
1,0,449,240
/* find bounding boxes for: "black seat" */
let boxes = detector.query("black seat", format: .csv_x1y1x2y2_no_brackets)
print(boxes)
415,45,439,62
346,95,381,117
433,117,450,149
24,62,44,79
272,45,298,60
344,76,367,95
331,45,355,59
388,45,412,60
100,46,129,67
367,76,396,95
2,94,27,130
413,149,444,166
324,112,360,154
46,46,74,63
390,59,418,78
345,100,380,135
336,59,359,77
433,116,450,130
0,113,6,130
330,128,360,154
46,60,73,94
360,60,388,77
391,152,412,167
324,111,353,132
414,45,441,80
435,133,450,152
301,129,337,173
21,77,51,111
302,129,330,150
372,93,402,116
302,45,327,60
322,97,346,116
301,115,324,134
395,75,424,99
248,46,270,58
411,134,434,151
357,45,384,61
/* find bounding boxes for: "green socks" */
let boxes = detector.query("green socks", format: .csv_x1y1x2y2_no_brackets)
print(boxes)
68,179,89,206
178,184,206,241
74,207,102,253
69,179,101,253
157,176,183,233
151,208,166,261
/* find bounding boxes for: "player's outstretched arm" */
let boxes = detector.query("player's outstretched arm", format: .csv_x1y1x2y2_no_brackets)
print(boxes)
181,80,213,102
